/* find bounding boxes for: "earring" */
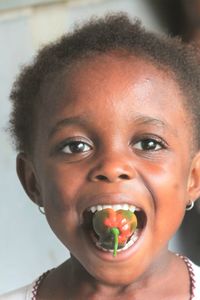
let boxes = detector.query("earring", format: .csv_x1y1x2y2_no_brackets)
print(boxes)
38,205,45,215
186,201,194,211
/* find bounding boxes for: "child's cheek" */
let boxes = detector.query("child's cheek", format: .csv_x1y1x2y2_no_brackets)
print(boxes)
139,157,189,215
143,154,189,189
40,163,84,248
40,161,86,214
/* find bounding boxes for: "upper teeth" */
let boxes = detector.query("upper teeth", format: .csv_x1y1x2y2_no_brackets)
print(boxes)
88,204,139,213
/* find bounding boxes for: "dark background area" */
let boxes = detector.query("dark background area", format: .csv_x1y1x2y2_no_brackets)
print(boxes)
148,0,186,36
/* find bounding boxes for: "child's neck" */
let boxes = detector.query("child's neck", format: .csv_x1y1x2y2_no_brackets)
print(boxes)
38,250,190,299
67,251,189,300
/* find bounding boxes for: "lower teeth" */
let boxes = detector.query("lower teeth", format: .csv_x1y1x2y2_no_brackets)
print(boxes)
95,229,139,253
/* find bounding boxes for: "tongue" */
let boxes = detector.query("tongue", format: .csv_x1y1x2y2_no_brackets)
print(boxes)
92,208,137,257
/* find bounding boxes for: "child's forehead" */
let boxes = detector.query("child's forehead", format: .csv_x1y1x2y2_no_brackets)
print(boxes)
46,52,184,108
66,52,179,93
40,52,188,126
36,51,194,145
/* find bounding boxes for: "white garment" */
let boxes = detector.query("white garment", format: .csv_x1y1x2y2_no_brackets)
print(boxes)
0,281,35,300
1,260,200,299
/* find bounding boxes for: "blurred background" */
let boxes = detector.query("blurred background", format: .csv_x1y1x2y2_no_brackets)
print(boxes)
0,0,200,294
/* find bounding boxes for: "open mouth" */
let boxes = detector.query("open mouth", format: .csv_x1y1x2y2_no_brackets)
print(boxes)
83,204,147,255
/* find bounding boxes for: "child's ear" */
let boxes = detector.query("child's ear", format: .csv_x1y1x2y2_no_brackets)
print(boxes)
187,151,200,202
16,152,42,206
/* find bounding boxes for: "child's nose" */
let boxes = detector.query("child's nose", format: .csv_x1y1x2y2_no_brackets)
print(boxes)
88,153,137,183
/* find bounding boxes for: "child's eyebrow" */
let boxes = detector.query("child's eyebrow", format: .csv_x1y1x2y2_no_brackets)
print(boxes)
48,115,178,140
131,115,178,137
48,116,89,140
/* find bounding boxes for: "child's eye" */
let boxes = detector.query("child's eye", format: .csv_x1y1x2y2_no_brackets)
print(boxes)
61,141,92,154
133,138,166,151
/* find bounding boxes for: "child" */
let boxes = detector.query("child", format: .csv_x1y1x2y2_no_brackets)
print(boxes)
1,13,200,300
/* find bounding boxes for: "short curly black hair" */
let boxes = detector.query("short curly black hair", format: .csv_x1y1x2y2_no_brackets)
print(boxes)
9,13,200,155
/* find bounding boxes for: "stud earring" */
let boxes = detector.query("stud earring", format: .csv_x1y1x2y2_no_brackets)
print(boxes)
38,205,45,215
186,201,194,211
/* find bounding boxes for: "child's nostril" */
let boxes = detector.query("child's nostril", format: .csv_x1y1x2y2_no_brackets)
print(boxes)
95,174,130,181
96,175,108,181
119,174,130,180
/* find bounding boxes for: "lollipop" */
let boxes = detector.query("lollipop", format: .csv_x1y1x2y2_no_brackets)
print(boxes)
92,208,137,256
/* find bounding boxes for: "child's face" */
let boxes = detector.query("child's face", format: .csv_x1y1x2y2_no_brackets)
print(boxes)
27,54,199,284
